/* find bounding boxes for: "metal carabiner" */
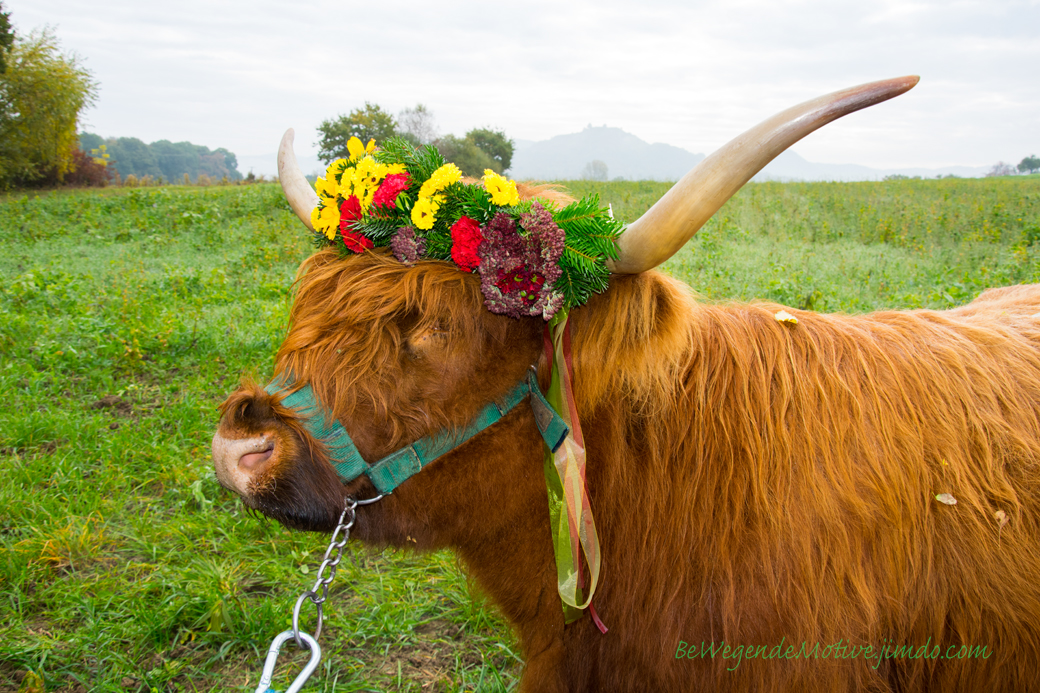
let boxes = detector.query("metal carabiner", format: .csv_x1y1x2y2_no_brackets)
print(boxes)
254,630,321,693
292,590,323,647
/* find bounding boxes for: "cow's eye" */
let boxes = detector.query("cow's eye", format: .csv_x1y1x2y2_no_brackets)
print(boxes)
406,323,448,356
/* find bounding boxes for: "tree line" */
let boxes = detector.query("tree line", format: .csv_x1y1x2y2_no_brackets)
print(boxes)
317,103,514,177
78,133,243,183
0,4,242,189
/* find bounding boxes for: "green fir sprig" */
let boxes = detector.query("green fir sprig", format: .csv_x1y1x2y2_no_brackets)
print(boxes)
553,195,624,307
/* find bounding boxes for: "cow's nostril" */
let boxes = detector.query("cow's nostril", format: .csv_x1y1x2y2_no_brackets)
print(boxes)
239,443,275,470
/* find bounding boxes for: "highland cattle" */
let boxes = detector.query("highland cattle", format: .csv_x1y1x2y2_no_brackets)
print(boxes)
213,76,1040,691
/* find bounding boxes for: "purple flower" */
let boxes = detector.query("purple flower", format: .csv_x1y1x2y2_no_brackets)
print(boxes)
390,226,426,266
477,203,566,320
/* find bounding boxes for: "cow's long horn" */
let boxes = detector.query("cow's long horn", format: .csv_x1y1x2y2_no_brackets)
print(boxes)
278,128,319,231
608,75,920,274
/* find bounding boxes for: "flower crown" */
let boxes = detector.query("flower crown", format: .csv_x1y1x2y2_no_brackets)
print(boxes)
310,136,624,321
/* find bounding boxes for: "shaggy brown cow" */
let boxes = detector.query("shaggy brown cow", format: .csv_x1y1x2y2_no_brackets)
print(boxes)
213,77,1040,692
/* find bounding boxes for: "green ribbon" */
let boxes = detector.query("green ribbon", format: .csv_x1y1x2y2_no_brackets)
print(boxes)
543,308,605,628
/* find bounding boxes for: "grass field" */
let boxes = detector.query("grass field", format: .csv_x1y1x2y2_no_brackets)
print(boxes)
1,175,1038,692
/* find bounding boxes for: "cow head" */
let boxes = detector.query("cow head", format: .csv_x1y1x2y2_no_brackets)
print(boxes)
213,248,545,535
213,76,919,539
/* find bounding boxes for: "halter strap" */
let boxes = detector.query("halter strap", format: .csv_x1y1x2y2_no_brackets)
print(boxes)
265,370,568,494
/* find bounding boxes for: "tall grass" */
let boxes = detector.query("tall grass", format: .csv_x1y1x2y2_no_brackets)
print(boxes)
0,176,1038,691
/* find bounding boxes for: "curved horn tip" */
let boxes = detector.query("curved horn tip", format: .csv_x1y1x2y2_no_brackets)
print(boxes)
277,127,318,232
897,75,921,89
857,74,920,101
280,128,296,150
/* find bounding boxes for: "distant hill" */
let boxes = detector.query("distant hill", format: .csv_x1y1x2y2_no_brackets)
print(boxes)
509,126,705,181
79,133,243,183
506,126,989,182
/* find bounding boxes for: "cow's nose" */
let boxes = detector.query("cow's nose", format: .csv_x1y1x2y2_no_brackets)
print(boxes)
212,431,275,495
238,441,275,470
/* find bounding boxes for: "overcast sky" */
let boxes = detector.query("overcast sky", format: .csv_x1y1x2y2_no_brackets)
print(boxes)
8,0,1039,170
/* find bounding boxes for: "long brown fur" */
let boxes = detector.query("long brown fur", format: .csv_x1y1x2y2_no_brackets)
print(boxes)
217,243,1040,691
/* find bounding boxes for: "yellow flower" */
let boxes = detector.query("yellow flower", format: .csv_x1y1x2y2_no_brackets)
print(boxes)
315,172,338,202
340,157,396,212
340,166,362,199
311,202,340,240
324,158,348,179
411,194,442,230
355,158,384,207
418,163,462,198
311,169,343,240
483,170,519,206
347,137,376,161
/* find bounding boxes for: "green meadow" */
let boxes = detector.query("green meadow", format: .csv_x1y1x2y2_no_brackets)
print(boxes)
1,175,1039,692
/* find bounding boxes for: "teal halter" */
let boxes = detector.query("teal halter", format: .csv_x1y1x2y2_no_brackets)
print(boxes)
265,370,569,495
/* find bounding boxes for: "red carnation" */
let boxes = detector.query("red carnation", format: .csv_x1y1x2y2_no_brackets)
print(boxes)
341,228,373,253
372,172,411,211
339,195,363,224
450,215,483,272
339,195,372,253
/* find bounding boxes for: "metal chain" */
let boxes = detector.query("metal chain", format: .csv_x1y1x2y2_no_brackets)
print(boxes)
255,494,383,693
291,495,382,646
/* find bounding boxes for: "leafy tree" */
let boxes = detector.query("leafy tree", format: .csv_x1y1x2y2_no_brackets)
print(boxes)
466,127,513,173
87,134,242,182
433,134,497,177
433,128,515,176
149,138,192,180
398,103,437,145
985,162,1016,178
63,147,112,186
1019,155,1040,175
316,102,397,163
79,131,103,153
582,160,609,181
0,28,97,187
215,147,239,177
0,2,13,74
106,137,161,179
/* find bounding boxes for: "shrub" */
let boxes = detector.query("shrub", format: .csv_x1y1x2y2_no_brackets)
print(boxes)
61,148,114,187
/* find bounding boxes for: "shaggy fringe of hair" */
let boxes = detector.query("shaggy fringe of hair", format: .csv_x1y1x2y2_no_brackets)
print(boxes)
275,249,541,460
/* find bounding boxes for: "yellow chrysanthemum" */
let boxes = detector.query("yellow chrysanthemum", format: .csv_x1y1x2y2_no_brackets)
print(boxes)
356,158,385,208
339,157,394,212
410,194,442,230
418,163,462,199
311,171,343,240
483,170,519,206
311,202,340,240
315,173,338,202
347,137,376,161
324,158,348,180
337,167,357,200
